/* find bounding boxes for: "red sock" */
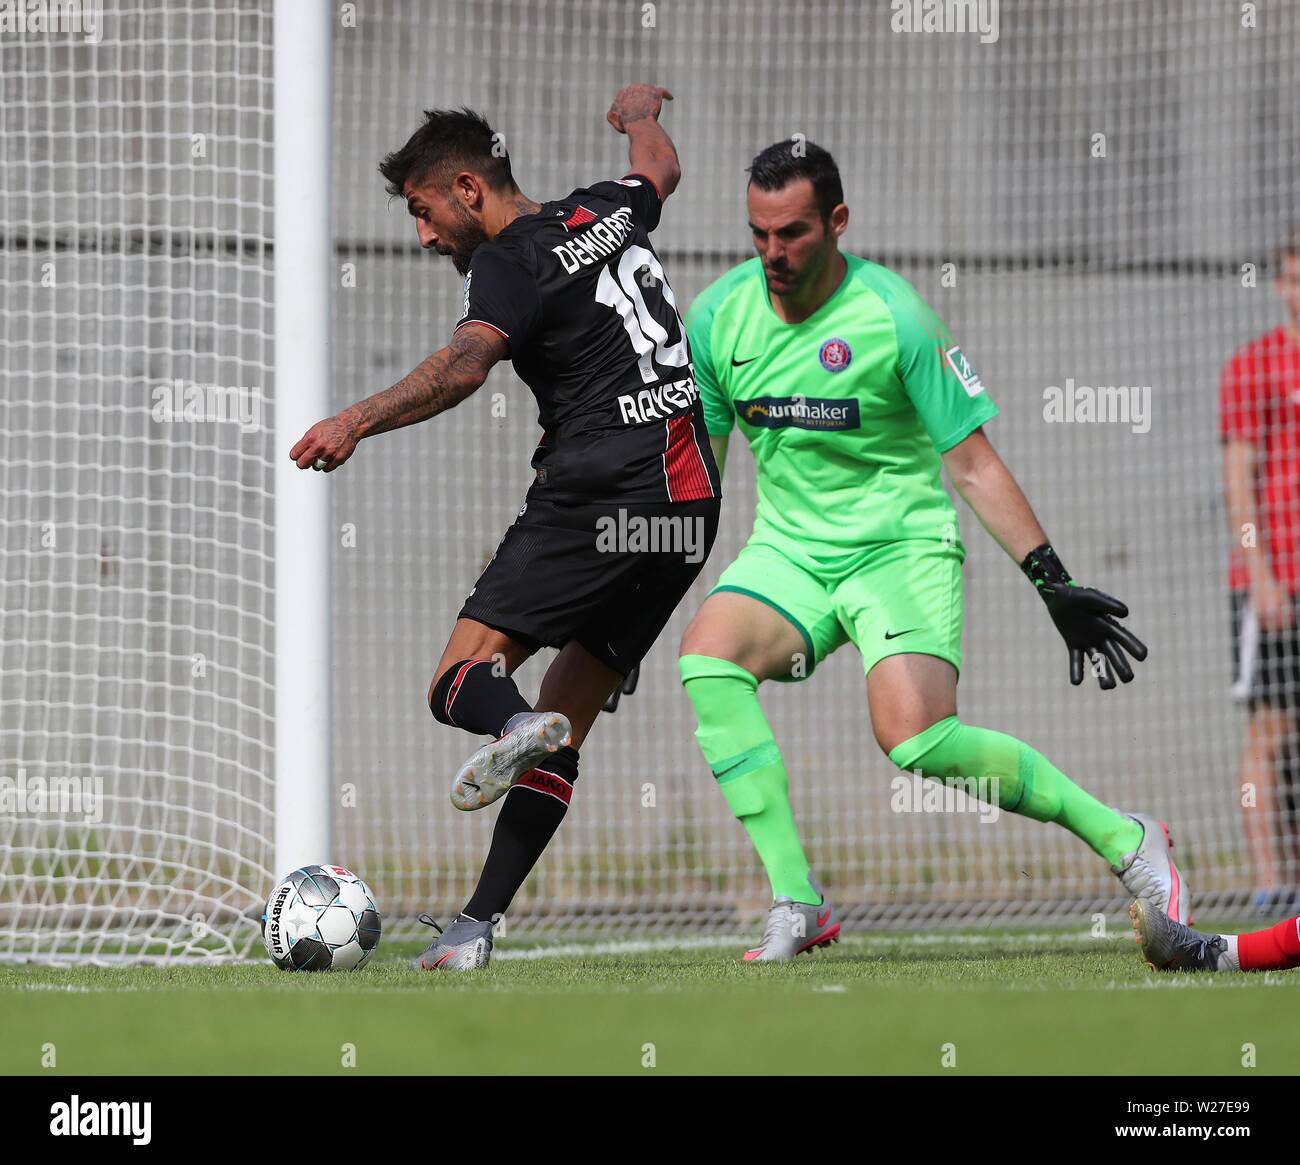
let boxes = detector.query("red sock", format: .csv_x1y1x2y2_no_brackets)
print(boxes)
1237,913,1300,972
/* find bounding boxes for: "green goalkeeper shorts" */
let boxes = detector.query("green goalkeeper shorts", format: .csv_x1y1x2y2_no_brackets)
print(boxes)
710,536,964,681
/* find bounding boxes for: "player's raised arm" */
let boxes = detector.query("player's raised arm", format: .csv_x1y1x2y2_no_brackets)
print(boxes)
606,83,680,200
290,321,506,472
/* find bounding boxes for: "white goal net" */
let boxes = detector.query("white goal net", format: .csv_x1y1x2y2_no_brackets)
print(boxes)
1,2,275,960
4,0,1298,961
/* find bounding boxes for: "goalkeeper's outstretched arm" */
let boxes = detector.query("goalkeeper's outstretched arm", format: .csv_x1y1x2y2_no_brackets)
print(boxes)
290,322,506,472
606,83,681,200
942,426,1046,561
943,426,1147,690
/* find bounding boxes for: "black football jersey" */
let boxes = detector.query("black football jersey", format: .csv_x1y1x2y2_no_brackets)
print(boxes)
454,174,720,505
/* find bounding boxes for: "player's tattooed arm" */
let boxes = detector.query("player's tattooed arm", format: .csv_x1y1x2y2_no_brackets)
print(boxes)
606,83,681,199
607,82,671,130
349,324,505,437
289,323,506,472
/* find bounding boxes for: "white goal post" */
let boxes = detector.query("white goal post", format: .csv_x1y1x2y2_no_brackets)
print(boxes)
272,0,333,878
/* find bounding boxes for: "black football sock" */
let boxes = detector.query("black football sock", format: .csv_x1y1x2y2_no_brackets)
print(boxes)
463,746,579,922
429,658,533,737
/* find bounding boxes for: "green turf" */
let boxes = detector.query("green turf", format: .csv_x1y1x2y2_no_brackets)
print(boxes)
3,929,1298,1075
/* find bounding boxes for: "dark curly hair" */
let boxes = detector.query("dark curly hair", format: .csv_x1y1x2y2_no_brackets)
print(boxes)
379,107,516,198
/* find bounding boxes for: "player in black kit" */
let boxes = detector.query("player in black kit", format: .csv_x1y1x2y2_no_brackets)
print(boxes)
290,85,720,971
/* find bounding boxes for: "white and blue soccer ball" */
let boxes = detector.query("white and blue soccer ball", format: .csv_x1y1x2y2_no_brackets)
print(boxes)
262,864,382,971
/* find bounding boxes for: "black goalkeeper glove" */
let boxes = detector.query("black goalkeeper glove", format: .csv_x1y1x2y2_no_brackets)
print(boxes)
1021,544,1148,690
602,664,640,713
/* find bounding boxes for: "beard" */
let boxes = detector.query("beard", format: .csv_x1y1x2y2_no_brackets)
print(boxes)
763,263,798,291
764,243,829,297
443,198,489,276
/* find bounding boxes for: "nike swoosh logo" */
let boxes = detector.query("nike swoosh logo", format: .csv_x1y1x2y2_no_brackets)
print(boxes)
730,355,760,367
883,628,920,640
816,908,832,928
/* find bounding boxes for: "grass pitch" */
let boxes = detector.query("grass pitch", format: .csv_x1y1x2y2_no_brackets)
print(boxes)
3,926,1298,1076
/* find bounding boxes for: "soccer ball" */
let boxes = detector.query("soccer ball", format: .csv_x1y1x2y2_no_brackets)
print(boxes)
261,864,382,971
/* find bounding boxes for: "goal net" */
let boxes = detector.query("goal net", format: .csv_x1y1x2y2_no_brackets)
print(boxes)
1,2,275,960
4,0,1298,961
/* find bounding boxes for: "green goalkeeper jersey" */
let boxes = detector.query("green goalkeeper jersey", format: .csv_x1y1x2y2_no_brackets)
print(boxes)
686,253,998,575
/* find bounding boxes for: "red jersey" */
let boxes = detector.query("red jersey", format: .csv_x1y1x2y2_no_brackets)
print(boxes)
1220,326,1300,592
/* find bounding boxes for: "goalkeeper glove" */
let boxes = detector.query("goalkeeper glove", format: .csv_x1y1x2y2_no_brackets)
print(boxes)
1021,544,1148,690
602,664,640,713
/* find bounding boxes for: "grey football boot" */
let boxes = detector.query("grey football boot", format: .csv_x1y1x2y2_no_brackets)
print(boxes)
743,895,840,962
1110,812,1191,924
450,710,572,811
1129,898,1237,973
413,913,493,972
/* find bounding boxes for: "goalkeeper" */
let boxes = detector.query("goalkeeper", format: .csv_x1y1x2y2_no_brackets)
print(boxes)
680,139,1189,960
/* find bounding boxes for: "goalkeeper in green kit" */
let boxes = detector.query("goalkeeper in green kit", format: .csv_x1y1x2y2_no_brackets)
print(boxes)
679,139,1190,960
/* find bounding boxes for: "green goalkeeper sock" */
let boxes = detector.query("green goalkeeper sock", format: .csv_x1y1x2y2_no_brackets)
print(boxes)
679,654,820,904
887,716,1143,866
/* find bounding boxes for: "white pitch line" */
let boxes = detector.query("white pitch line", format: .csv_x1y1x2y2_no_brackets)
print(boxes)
0,930,1147,975
6,930,1275,978
493,934,742,960
8,982,101,993
491,930,1110,960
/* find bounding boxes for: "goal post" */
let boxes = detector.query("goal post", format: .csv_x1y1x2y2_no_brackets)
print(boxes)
273,0,334,878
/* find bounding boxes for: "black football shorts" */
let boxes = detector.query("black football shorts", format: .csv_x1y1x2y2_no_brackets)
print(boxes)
1231,591,1300,709
459,493,720,674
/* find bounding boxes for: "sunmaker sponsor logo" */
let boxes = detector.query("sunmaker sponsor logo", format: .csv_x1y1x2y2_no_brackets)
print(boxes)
737,395,861,431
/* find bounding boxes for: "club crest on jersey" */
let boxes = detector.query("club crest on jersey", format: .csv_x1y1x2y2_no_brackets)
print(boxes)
819,337,852,372
562,205,597,231
944,345,986,397
737,396,861,431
